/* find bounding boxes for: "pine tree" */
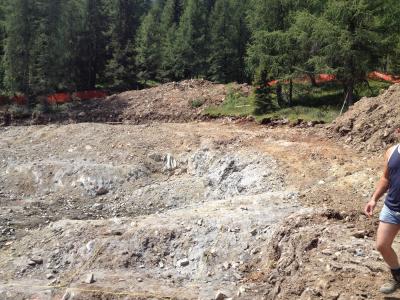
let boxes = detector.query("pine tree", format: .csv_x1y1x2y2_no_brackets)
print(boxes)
246,0,326,105
3,0,37,95
75,0,110,90
174,0,209,78
208,0,250,83
105,0,150,91
158,0,183,81
232,0,250,83
253,69,273,114
30,0,73,94
136,3,163,82
378,0,400,74
0,1,6,92
310,0,386,105
208,0,237,83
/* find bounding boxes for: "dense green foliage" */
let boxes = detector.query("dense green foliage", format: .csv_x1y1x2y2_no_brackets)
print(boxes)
0,0,399,113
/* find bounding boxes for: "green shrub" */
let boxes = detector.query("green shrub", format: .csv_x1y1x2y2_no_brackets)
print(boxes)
190,98,205,108
8,104,30,119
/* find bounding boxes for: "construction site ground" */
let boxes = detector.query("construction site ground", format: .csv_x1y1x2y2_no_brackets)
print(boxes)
0,81,398,300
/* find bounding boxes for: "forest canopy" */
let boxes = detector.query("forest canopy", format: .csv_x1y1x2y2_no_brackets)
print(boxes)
0,0,399,105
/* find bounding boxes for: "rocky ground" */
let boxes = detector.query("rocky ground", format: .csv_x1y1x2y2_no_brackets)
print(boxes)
0,119,395,300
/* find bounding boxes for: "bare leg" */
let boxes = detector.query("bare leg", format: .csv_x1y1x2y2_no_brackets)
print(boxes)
376,222,400,269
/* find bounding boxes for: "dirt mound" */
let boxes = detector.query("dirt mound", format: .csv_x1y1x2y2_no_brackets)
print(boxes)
107,79,250,124
1,80,251,126
330,84,400,152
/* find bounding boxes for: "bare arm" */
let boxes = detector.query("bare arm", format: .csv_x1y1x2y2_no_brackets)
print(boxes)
364,147,393,217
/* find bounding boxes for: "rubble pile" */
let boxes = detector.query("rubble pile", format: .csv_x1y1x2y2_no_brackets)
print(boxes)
331,84,400,152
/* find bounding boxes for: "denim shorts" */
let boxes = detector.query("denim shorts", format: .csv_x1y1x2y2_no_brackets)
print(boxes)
380,204,400,224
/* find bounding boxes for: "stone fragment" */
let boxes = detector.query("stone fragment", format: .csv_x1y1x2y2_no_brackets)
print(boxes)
84,273,95,284
215,291,228,300
62,291,73,300
321,249,333,256
96,187,108,196
28,257,43,266
352,231,365,239
92,203,103,210
222,261,231,270
354,248,364,257
237,286,246,296
177,258,189,267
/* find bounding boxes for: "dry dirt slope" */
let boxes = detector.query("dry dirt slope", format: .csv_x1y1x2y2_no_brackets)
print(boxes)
330,83,400,152
2,80,251,126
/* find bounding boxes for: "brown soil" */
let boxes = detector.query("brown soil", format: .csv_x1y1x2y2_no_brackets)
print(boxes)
0,80,251,126
330,83,400,152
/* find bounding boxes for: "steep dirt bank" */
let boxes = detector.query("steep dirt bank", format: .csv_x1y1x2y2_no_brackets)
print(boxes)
0,121,391,299
331,83,400,152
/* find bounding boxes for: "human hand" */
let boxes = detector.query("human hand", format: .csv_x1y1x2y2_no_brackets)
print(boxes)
364,199,377,217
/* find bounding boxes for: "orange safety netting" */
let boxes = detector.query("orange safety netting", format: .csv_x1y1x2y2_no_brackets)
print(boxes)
47,93,71,104
368,71,400,84
12,95,28,105
267,71,400,86
316,74,336,83
73,90,107,100
2,90,108,106
267,74,337,86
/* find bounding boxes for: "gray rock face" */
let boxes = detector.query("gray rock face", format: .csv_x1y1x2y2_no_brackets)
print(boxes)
189,149,284,199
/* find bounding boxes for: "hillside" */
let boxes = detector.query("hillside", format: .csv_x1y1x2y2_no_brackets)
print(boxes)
331,84,400,152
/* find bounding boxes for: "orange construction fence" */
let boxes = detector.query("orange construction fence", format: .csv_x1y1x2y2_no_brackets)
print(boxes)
47,92,72,104
73,90,108,101
267,71,400,86
12,95,28,105
2,90,107,106
368,71,400,84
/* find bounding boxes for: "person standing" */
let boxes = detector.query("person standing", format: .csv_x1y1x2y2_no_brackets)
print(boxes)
365,135,400,294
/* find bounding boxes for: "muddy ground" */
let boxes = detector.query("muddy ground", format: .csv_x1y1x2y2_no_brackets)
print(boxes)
0,119,395,300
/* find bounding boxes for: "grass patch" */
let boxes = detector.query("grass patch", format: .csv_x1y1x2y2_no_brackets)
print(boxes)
190,98,205,108
356,80,391,98
204,87,254,117
255,105,340,123
203,80,392,123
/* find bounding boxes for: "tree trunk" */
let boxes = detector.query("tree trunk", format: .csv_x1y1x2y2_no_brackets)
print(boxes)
307,74,318,87
345,82,354,106
288,79,293,106
276,83,284,107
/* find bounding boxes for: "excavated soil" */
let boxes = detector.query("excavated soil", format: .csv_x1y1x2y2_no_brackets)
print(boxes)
0,120,394,300
0,80,251,126
330,83,400,152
